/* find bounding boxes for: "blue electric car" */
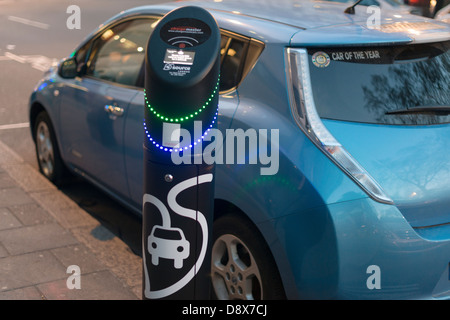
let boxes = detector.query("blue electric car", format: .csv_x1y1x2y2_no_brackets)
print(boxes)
29,0,450,299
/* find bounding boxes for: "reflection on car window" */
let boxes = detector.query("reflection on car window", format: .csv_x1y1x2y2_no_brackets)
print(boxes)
220,37,247,91
75,41,90,66
308,42,450,125
219,34,264,92
86,18,157,87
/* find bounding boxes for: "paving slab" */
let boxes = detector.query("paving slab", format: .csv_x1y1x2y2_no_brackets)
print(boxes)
0,207,22,230
0,251,67,291
37,271,138,300
0,223,78,255
0,140,142,300
0,286,44,300
0,187,34,207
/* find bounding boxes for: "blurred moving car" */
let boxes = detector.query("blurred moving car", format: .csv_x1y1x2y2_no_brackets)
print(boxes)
405,0,450,17
29,0,450,299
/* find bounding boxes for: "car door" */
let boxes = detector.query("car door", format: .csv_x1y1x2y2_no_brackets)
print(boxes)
59,17,158,199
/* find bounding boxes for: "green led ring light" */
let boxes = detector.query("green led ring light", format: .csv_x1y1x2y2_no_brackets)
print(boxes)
144,77,220,123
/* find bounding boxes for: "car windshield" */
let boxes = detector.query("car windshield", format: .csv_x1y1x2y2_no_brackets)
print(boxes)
307,41,450,125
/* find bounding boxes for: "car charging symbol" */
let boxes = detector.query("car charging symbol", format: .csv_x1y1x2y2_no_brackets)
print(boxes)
142,173,213,299
148,225,190,269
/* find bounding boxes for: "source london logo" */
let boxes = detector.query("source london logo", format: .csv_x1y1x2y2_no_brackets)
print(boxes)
163,63,173,71
163,63,191,72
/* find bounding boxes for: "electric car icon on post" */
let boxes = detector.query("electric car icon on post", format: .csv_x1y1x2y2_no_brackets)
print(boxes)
148,225,191,269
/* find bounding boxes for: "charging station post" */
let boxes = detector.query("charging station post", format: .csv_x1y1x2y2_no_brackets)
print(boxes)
142,6,221,300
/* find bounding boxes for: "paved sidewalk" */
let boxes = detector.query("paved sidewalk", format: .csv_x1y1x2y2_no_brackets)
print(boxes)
0,140,142,300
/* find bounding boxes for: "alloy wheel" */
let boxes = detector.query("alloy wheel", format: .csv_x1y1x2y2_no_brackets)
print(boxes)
36,121,55,178
211,233,263,300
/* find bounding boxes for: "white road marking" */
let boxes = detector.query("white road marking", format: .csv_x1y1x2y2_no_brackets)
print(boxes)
1,52,57,71
7,15,50,30
0,122,30,130
4,51,26,63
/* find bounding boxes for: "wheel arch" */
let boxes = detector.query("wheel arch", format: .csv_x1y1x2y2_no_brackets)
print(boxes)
30,104,70,185
29,101,47,142
213,198,287,299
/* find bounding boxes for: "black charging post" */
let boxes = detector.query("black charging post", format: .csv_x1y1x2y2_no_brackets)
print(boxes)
142,6,220,300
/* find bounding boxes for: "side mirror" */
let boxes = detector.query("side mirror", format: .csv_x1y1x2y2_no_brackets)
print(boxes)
58,57,78,79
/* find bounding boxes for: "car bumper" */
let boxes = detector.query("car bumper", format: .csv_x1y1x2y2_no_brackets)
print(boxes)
266,197,450,299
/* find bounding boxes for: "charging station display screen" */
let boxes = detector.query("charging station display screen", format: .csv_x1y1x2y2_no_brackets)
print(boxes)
160,18,212,48
164,49,195,65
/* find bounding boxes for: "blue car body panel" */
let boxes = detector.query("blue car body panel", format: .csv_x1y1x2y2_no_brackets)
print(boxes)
324,120,450,228
29,0,450,299
59,78,138,199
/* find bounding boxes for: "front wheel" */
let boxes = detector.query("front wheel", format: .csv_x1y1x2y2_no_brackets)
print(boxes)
34,111,67,186
211,213,286,300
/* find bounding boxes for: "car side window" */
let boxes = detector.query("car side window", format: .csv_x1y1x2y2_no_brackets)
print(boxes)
219,33,264,92
86,18,157,87
73,40,91,74
220,35,248,91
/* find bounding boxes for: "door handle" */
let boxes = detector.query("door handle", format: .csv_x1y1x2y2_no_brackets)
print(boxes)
104,104,124,117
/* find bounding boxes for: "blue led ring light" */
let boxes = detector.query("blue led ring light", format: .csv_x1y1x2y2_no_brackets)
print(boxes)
143,108,219,153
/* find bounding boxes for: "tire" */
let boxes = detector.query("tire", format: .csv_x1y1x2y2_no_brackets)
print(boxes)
34,111,67,186
211,213,286,300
